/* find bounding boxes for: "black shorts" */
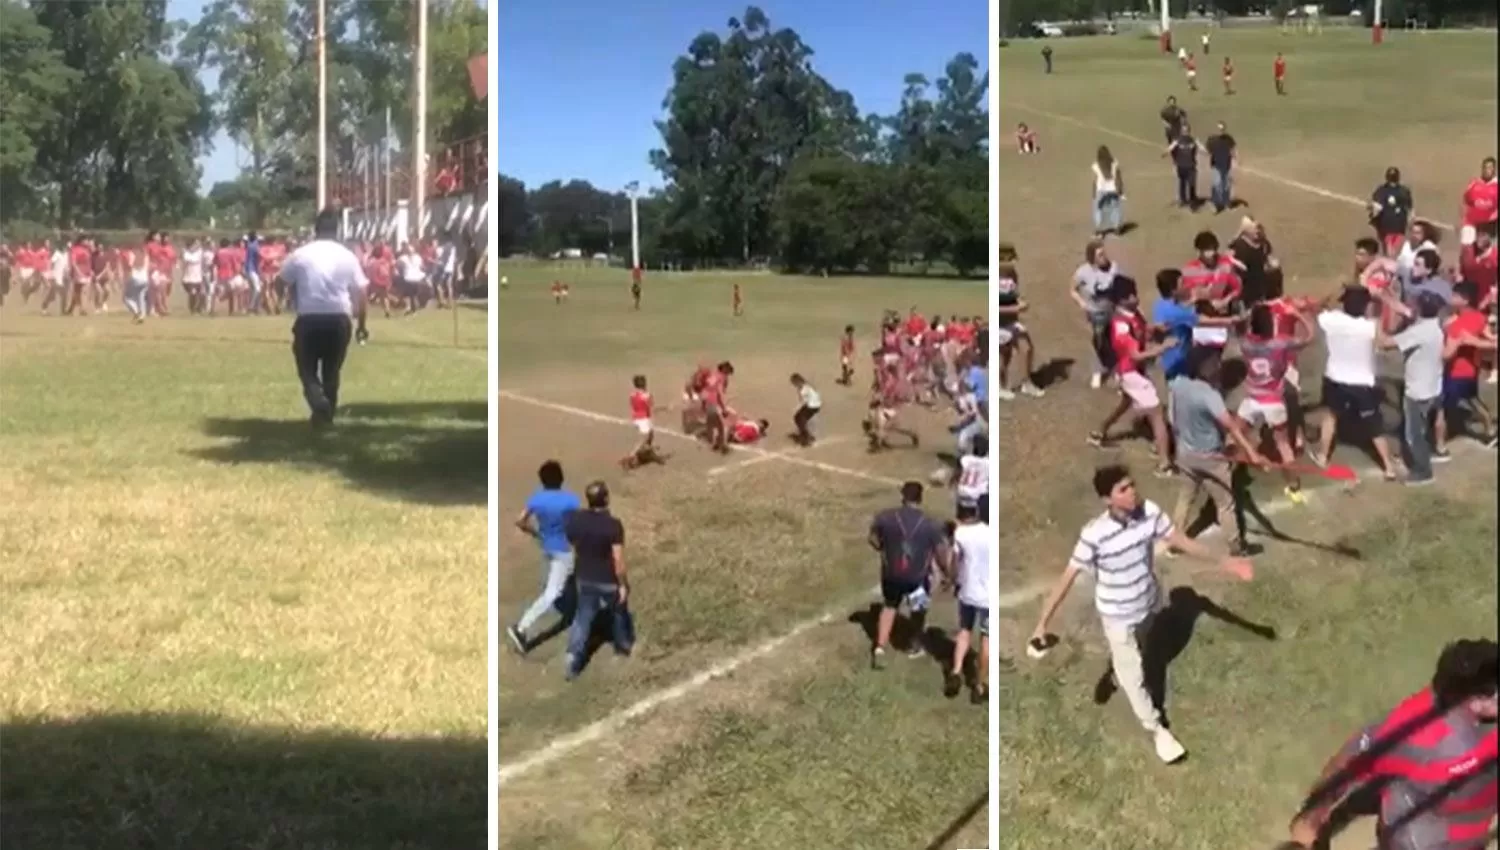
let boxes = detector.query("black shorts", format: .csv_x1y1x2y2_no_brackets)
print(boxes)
880,578,923,608
794,405,820,428
1321,379,1381,431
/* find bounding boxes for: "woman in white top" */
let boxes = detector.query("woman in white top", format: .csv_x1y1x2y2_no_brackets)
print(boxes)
182,239,206,314
124,246,152,322
1091,146,1125,237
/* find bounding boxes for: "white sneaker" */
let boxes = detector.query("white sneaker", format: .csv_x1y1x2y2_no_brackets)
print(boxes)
996,387,1016,401
1020,382,1045,398
1153,727,1187,763
1089,373,1103,390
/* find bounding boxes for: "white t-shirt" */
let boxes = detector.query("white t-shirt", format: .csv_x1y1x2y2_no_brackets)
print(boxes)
182,248,204,283
956,455,989,505
440,243,457,274
281,239,368,316
798,385,822,410
398,254,426,283
1319,310,1378,387
50,250,68,280
953,522,992,610
1091,161,1119,195
1396,238,1438,281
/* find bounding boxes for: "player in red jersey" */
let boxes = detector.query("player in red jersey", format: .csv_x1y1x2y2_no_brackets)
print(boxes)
620,375,666,470
1184,52,1198,91
838,324,856,385
1273,51,1287,95
259,236,285,315
1088,276,1174,477
1355,237,1402,333
64,235,92,316
1221,56,1234,96
550,280,564,305
1286,638,1498,850
684,362,735,452
727,415,769,445
1435,282,1496,455
1182,230,1243,310
904,307,928,339
866,361,919,452
1457,222,1498,383
1459,157,1497,248
1239,303,1315,501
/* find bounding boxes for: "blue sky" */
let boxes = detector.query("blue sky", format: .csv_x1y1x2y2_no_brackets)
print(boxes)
496,0,987,192
167,0,233,190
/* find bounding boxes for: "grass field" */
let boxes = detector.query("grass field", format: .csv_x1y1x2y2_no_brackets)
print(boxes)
0,293,488,849
997,25,1498,850
495,264,991,849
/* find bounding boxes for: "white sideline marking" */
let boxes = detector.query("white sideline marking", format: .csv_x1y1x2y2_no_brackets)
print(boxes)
707,436,852,476
498,389,902,488
1007,102,1454,231
499,575,1053,786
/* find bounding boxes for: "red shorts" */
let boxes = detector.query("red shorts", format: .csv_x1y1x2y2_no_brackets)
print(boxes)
1381,232,1405,256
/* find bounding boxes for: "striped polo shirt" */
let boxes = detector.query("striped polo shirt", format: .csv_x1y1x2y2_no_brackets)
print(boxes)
1069,500,1175,626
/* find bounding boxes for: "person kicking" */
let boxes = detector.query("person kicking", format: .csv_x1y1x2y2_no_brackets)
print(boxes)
621,375,668,470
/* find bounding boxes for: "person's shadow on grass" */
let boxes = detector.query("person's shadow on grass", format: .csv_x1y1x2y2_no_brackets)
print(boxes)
1093,586,1276,726
0,711,485,850
191,401,485,506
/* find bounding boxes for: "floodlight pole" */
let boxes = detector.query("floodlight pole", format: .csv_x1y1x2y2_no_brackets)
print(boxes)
411,0,428,247
1373,0,1385,43
625,180,641,276
316,0,327,210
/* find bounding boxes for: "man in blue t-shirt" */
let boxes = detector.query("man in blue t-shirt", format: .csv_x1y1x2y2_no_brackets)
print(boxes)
244,232,262,313
1152,269,1198,383
507,459,581,655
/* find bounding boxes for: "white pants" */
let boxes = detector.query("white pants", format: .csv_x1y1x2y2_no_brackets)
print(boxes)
1101,613,1162,732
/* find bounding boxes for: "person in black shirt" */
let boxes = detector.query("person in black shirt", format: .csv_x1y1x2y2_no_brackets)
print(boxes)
867,481,949,670
1368,167,1414,257
1042,45,1053,74
562,481,633,681
1164,123,1203,208
1204,121,1237,213
1159,96,1187,143
1229,218,1281,308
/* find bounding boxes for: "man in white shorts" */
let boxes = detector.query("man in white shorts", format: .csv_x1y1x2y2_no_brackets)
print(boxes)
1088,277,1176,477
1239,303,1314,501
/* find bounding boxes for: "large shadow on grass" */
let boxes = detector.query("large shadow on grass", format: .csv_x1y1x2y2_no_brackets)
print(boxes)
0,711,485,850
191,401,485,505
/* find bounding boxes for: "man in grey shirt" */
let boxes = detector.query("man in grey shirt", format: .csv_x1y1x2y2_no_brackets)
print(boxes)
1400,248,1453,324
1072,240,1120,387
1168,347,1265,556
1381,293,1446,485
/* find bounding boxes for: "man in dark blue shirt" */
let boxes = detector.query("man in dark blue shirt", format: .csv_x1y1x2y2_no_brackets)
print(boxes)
867,482,949,670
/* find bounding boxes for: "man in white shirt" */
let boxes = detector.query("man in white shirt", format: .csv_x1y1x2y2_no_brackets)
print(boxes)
1314,286,1398,478
397,244,427,314
955,432,989,523
945,502,992,704
1028,464,1252,764
278,209,369,428
435,238,457,307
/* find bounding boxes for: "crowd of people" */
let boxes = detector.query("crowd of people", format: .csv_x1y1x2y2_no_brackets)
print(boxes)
507,299,996,704
0,230,481,320
1009,72,1497,846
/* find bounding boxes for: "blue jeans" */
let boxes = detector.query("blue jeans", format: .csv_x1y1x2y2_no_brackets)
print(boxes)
247,272,262,312
565,581,635,678
1403,395,1439,481
1093,191,1122,232
517,551,574,633
1210,169,1233,211
1176,168,1198,206
1089,313,1116,376
124,277,150,317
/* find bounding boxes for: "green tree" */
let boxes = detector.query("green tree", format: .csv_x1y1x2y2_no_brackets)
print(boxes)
0,0,76,224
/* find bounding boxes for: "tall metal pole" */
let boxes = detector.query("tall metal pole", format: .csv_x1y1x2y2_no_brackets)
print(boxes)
411,0,428,247
384,107,393,229
316,0,327,210
625,181,641,275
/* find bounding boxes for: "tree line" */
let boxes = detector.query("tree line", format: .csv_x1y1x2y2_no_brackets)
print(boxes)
0,0,485,234
497,6,990,277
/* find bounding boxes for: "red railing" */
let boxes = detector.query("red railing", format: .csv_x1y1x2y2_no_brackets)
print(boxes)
331,133,487,213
